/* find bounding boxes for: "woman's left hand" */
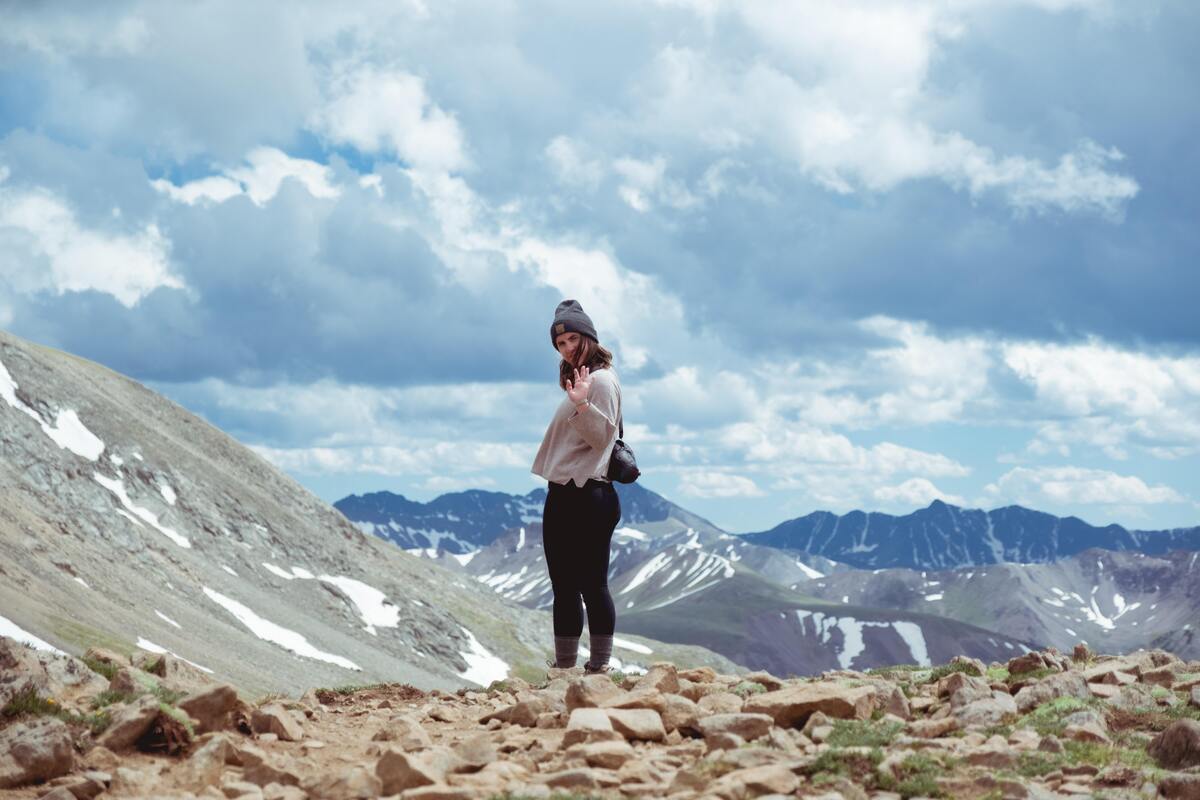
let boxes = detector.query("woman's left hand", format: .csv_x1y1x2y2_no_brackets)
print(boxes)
566,365,592,405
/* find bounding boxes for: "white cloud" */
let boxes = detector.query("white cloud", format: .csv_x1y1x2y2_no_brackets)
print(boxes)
0,179,184,307
630,3,1138,216
152,147,339,206
985,465,1186,508
874,477,965,508
312,66,467,173
545,136,604,191
613,155,701,212
677,470,765,499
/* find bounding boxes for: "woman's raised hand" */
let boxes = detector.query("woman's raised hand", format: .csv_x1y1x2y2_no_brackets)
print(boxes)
566,365,592,405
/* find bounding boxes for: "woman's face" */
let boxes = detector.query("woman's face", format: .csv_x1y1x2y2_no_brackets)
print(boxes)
555,332,581,362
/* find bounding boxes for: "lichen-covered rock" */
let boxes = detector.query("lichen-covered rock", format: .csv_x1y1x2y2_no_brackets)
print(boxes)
1013,671,1090,712
0,717,74,788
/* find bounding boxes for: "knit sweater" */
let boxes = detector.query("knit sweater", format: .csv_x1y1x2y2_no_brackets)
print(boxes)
531,367,621,487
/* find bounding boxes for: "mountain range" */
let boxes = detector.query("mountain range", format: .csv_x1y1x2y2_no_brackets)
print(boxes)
336,489,1200,670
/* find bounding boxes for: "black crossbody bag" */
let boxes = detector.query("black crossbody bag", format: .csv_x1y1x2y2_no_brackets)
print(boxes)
606,413,640,484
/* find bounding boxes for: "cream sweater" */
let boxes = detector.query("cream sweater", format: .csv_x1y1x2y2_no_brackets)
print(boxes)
531,367,621,487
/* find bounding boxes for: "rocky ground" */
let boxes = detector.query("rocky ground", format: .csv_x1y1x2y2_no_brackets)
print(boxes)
3,636,1200,799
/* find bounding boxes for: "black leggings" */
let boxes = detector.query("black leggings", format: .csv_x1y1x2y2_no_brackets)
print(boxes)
542,478,621,637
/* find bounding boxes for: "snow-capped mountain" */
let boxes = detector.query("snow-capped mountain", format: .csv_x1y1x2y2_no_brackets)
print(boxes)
799,548,1200,660
739,499,1200,570
414,520,1031,675
335,481,728,553
0,330,740,696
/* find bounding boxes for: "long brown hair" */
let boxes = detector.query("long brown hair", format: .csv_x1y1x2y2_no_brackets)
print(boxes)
558,336,614,391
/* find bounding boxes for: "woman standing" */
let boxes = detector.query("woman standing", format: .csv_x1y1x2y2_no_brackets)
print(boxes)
531,299,623,674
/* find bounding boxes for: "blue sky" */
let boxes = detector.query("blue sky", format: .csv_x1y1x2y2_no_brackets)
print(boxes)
2,0,1198,533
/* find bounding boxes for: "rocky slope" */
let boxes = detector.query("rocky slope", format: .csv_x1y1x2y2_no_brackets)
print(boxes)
4,633,1200,799
740,499,1200,570
799,549,1200,662
0,329,737,698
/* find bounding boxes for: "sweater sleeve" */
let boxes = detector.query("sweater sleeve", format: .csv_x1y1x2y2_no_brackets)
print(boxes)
567,372,619,453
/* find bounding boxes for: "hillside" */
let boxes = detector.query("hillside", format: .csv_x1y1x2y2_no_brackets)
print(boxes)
0,329,738,697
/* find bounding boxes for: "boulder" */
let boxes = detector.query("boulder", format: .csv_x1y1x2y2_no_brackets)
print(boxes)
568,739,636,770
303,765,381,799
374,713,432,750
954,691,1018,728
695,713,774,742
635,663,680,694
565,675,624,710
604,708,666,741
1149,720,1200,770
697,691,743,715
0,717,74,788
563,708,620,747
1157,773,1200,800
451,733,497,772
251,704,303,742
1014,671,1090,713
709,763,799,799
376,748,444,795
96,695,162,751
741,670,784,691
742,682,874,726
179,684,241,734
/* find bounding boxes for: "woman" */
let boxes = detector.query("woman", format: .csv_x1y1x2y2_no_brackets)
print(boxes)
531,299,623,675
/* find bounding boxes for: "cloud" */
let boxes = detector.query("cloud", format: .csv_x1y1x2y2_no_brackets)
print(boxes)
677,470,765,499
874,478,965,508
312,66,468,173
152,147,340,206
545,136,604,191
0,175,184,307
984,465,1186,508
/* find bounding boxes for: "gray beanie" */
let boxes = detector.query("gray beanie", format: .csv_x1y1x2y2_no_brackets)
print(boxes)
550,299,598,349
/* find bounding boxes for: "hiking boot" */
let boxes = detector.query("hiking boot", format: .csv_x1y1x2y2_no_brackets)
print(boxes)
583,662,611,676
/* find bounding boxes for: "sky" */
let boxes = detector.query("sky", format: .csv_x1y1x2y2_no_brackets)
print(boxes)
2,0,1198,534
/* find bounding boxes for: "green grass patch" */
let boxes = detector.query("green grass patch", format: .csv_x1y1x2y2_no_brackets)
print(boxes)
867,664,922,681
878,752,947,799
798,747,884,782
3,687,112,735
926,660,981,683
92,689,136,709
826,719,904,748
1016,751,1064,778
987,666,1010,682
1007,667,1058,685
1019,696,1095,736
610,671,627,686
81,654,119,681
158,702,195,738
48,619,131,656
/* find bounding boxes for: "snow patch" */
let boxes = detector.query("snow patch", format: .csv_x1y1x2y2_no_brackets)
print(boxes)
155,610,182,629
221,565,238,577
202,586,360,670
0,615,65,655
94,473,190,548
892,621,931,667
613,636,653,654
73,577,89,589
457,627,508,687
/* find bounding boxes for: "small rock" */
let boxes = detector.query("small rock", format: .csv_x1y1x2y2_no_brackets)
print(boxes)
374,713,432,750
741,670,784,691
565,740,635,769
427,705,461,723
907,717,960,738
563,707,619,747
704,731,745,752
1064,722,1110,744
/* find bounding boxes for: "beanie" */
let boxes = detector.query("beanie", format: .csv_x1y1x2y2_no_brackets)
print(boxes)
550,299,598,349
